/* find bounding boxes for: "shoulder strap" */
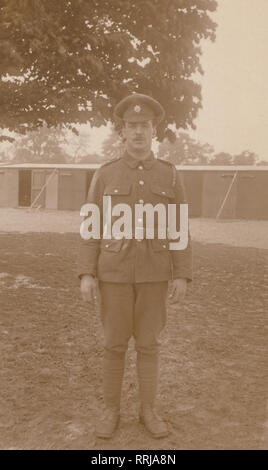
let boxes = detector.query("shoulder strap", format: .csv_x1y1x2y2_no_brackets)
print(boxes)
157,158,176,187
100,156,121,169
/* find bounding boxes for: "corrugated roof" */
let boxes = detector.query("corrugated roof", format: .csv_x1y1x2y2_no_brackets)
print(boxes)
0,162,268,171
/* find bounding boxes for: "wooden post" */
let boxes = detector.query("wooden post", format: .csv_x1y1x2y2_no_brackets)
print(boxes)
216,171,238,220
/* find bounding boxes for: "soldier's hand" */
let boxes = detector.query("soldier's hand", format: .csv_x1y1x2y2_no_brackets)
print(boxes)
80,275,98,304
169,278,187,304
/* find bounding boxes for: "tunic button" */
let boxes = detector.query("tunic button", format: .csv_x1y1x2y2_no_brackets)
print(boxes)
161,191,166,195
139,180,144,185
114,189,118,193
137,239,142,243
138,165,143,170
163,244,166,248
105,244,109,248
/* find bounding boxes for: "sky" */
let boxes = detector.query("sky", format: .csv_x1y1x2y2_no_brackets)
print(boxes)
191,0,268,161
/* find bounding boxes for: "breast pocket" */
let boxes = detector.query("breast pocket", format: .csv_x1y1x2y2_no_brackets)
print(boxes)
101,239,123,252
104,183,132,202
150,183,175,204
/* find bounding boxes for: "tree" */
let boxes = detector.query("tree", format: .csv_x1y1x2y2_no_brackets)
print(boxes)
62,124,93,163
0,145,13,162
210,152,233,165
11,125,68,163
78,153,105,164
232,150,258,165
0,0,217,141
102,129,124,162
157,132,214,164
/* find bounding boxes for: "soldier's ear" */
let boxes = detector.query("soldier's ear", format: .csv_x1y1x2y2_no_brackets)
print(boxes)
150,119,156,136
120,125,126,143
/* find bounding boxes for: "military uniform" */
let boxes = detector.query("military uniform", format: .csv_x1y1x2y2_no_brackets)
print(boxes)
77,151,192,283
77,94,193,438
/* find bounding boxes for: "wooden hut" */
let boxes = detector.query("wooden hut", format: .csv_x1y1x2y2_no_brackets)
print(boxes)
0,163,267,220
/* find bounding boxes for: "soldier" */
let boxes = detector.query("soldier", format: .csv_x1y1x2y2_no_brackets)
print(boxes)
77,93,192,439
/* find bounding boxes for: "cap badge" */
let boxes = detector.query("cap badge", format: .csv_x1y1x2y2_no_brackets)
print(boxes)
134,105,141,113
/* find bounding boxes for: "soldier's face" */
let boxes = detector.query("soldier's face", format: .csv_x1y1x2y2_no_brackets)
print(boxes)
122,120,155,154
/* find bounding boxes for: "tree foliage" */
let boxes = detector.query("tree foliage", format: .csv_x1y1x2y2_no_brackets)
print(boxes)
11,125,68,163
158,137,260,165
211,150,259,166
157,132,214,164
232,150,258,166
210,152,233,165
0,0,217,140
101,129,124,162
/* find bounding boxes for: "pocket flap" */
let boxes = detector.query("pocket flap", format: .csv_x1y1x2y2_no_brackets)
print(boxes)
101,239,123,252
150,183,175,198
104,184,131,196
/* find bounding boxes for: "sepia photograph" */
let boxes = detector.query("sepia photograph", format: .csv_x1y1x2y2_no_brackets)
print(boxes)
0,0,267,453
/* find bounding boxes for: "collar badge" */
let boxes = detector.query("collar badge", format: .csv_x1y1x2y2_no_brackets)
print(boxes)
134,105,141,113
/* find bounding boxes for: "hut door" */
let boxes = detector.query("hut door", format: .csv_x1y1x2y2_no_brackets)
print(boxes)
19,170,32,206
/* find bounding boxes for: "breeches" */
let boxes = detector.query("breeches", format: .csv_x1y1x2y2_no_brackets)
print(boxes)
99,281,168,356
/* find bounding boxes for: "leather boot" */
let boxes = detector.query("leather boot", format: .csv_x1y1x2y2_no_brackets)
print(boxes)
96,351,125,438
96,407,120,439
140,405,169,438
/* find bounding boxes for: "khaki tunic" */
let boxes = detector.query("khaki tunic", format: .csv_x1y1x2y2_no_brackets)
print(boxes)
77,151,193,283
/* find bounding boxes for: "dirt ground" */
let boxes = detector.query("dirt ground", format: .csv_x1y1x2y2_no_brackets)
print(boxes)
0,208,267,450
1,208,268,250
